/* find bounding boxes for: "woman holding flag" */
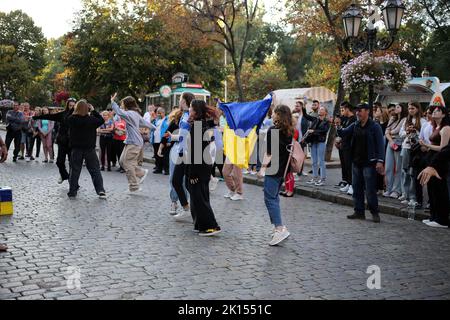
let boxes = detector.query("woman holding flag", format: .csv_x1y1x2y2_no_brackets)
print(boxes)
258,105,293,246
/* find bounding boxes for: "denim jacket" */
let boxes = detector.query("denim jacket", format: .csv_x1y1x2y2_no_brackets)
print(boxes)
337,118,385,164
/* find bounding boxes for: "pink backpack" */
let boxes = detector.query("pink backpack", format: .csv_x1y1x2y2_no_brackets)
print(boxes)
284,139,305,178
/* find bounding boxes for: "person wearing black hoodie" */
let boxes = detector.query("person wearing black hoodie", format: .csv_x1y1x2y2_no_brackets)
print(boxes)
66,100,106,199
186,100,221,236
33,98,76,183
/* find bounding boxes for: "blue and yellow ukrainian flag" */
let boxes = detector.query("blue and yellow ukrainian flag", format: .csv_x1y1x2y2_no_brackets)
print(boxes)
219,96,272,168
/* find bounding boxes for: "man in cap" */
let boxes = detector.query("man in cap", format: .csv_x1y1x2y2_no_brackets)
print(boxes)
336,103,385,223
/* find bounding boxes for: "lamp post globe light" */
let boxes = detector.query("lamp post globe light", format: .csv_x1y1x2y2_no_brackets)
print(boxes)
342,0,405,110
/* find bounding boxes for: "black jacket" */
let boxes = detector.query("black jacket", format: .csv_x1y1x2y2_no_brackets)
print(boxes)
33,109,74,146
308,118,330,143
66,111,104,149
186,120,215,181
431,143,450,176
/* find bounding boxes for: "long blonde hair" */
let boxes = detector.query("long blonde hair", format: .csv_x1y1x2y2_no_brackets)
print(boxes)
73,100,90,116
169,108,183,124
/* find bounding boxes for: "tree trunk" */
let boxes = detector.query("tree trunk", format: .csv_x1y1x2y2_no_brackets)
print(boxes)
325,79,345,162
234,66,244,102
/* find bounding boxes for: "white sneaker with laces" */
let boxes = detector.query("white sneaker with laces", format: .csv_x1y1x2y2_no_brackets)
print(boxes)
401,199,409,204
230,193,244,201
224,191,235,198
347,185,353,195
169,202,178,215
209,177,219,191
340,184,350,193
306,179,316,185
425,221,447,228
315,179,325,186
139,169,149,184
127,188,143,195
389,192,400,199
173,210,190,221
269,227,290,246
422,219,431,224
398,195,407,201
382,191,391,197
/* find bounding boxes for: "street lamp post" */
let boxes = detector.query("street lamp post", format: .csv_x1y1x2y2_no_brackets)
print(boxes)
342,0,406,110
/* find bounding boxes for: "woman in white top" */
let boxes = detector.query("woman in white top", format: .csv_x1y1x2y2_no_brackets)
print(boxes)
398,102,427,205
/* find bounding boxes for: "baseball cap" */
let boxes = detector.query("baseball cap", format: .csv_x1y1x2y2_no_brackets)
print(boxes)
354,103,370,110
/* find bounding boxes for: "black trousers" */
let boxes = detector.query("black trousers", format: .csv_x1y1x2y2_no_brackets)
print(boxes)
189,178,219,231
99,136,113,168
162,146,170,174
112,139,125,167
340,147,353,184
172,162,189,207
153,143,163,172
57,143,71,181
27,133,41,157
5,129,21,159
69,148,105,196
427,176,449,226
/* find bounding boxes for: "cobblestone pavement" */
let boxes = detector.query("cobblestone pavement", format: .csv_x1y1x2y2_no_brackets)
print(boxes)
1,156,450,300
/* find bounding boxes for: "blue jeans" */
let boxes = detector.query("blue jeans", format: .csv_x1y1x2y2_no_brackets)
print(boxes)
385,146,402,194
264,176,283,227
311,142,326,179
169,147,186,203
352,164,379,216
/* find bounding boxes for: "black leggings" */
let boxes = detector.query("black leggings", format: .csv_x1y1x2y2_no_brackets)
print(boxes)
189,178,219,231
99,136,113,168
172,163,189,207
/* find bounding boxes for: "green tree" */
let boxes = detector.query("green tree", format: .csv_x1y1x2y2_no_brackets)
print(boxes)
0,10,46,101
228,58,289,101
63,0,224,107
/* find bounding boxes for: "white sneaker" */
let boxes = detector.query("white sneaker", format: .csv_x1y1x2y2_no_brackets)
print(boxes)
315,179,325,186
347,185,353,195
230,193,244,201
242,169,249,174
169,202,178,215
401,199,409,205
58,177,64,184
209,177,219,191
224,191,235,198
269,227,290,246
250,171,258,175
389,192,400,199
306,179,316,185
422,219,431,224
139,169,149,184
409,200,418,207
382,191,391,197
127,188,143,195
301,172,308,176
340,184,350,193
26,157,30,162
425,221,447,228
398,195,407,201
173,210,190,222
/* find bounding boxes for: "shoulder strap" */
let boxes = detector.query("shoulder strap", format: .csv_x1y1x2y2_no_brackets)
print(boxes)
283,139,295,179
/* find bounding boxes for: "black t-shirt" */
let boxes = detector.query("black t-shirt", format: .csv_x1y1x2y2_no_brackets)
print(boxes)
266,126,292,178
341,115,357,149
352,121,369,166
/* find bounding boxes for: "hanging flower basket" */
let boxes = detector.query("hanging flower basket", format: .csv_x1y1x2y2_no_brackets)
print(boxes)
341,52,412,93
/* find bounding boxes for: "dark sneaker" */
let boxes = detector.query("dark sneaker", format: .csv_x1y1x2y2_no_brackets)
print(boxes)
67,193,77,199
98,192,107,199
347,213,365,220
199,227,222,237
18,156,25,160
372,215,381,223
0,243,7,252
101,167,105,171
12,158,17,162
